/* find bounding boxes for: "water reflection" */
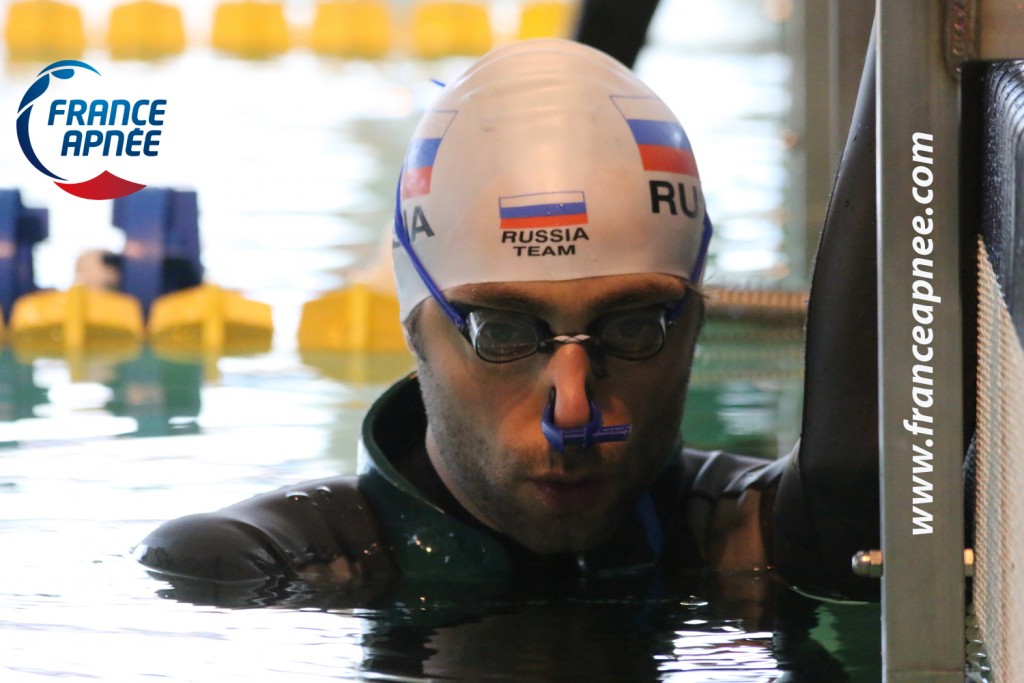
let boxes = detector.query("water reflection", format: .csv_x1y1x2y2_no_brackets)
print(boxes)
0,315,797,449
0,347,202,443
0,347,46,423
150,569,875,681
106,347,203,436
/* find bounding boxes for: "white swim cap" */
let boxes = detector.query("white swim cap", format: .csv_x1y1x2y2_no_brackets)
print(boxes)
393,38,711,321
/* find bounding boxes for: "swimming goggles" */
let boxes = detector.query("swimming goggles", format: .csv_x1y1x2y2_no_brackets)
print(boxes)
451,301,686,364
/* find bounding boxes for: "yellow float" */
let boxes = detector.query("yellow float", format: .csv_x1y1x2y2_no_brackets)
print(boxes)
108,0,186,60
310,0,392,58
212,0,290,58
148,283,273,356
298,281,413,385
298,282,406,354
9,284,143,356
298,231,412,385
4,0,85,61
411,1,492,58
517,1,578,40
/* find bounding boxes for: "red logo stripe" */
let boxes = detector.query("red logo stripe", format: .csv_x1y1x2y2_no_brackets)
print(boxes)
55,171,146,200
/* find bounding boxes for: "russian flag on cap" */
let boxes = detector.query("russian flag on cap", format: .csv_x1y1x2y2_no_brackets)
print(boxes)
401,110,456,199
611,96,698,177
499,191,588,230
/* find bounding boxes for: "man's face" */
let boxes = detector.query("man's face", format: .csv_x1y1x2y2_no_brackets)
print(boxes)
413,273,702,554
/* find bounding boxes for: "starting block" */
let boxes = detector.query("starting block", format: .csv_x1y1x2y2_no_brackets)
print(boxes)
113,188,273,353
112,187,204,319
0,190,47,326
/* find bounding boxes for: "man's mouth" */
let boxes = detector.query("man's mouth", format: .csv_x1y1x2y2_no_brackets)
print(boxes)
529,476,610,514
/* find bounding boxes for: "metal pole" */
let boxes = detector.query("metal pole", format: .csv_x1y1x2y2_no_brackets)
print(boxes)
791,0,829,285
829,0,874,169
876,1,965,680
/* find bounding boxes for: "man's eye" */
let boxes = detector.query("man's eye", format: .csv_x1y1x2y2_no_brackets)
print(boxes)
609,317,650,338
479,320,535,345
600,313,663,354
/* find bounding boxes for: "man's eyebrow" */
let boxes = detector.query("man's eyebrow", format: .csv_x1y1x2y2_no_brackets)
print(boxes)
588,282,686,312
454,287,549,314
454,280,686,316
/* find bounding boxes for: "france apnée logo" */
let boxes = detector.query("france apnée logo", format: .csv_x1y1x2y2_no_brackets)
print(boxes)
16,60,167,200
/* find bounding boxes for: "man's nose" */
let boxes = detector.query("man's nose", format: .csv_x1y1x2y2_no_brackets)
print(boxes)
545,343,594,428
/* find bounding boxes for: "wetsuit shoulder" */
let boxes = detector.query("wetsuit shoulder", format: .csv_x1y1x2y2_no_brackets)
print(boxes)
134,476,394,585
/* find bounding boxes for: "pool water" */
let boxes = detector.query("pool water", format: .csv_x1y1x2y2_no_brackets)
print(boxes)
1,2,881,680
1,335,880,682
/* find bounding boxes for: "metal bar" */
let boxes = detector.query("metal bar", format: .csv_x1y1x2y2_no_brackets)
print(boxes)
793,0,830,284
876,1,966,681
829,0,875,168
792,0,874,285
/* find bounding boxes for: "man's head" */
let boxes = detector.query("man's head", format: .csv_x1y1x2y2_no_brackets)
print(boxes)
393,39,710,554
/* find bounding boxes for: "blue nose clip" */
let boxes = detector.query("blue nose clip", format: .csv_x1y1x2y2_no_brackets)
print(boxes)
541,391,631,453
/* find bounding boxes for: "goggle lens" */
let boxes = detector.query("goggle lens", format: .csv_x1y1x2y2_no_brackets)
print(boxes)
592,309,667,360
467,310,542,362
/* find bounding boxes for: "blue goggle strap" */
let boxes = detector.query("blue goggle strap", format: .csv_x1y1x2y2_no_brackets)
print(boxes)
393,173,467,329
690,211,713,284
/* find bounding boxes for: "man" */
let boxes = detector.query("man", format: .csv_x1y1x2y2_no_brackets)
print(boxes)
135,39,878,601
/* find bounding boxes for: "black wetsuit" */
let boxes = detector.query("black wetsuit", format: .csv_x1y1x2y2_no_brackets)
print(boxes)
135,374,788,588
